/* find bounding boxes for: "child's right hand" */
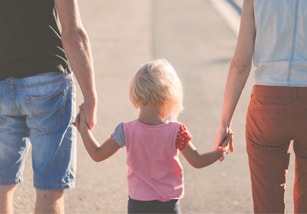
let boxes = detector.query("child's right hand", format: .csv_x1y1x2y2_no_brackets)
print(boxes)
73,107,89,132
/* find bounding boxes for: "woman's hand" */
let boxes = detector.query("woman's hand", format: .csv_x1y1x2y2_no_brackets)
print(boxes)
214,126,234,153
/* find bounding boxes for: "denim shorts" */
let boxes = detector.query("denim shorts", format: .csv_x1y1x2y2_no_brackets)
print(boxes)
0,72,76,190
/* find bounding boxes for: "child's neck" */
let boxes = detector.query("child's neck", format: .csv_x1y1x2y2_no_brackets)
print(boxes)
138,104,166,125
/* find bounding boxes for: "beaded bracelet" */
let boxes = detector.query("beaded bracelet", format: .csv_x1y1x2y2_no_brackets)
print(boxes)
216,146,226,161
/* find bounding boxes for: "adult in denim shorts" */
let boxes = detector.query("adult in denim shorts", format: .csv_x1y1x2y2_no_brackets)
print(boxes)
0,0,97,213
214,0,307,213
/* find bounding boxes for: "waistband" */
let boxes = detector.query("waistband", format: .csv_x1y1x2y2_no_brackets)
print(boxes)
0,72,72,87
252,85,307,97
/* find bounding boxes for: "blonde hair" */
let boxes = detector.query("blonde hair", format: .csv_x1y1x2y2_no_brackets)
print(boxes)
129,59,183,120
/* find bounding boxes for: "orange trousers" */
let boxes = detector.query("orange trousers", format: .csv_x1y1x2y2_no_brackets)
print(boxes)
246,85,307,213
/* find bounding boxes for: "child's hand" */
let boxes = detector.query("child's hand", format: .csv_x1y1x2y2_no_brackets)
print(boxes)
73,107,89,132
72,113,80,130
216,131,234,162
220,131,234,154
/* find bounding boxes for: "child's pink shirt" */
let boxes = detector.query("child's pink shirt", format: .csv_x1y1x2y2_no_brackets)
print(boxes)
123,120,184,202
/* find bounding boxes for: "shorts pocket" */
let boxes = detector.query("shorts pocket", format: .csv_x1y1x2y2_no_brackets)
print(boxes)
27,90,67,133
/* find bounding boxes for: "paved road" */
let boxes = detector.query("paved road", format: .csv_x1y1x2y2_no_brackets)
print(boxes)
13,0,295,213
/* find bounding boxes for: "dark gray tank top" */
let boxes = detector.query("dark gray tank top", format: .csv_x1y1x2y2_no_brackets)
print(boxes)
0,0,70,80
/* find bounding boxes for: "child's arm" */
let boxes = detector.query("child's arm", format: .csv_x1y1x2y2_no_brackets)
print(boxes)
180,143,224,168
80,129,120,162
180,135,231,168
75,109,120,162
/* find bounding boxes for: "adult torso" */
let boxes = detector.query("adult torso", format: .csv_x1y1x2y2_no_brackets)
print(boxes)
0,0,70,80
253,0,307,86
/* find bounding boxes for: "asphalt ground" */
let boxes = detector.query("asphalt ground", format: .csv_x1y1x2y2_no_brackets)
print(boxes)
13,0,295,213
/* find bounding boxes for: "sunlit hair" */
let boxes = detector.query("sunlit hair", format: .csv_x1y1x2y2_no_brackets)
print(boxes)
129,59,183,121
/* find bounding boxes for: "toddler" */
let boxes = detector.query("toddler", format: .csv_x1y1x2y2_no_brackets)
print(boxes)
74,59,232,213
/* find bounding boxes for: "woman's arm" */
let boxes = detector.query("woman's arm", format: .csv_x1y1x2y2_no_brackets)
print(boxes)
214,0,256,149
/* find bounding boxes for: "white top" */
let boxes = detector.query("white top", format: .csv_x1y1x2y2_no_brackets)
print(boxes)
253,0,307,86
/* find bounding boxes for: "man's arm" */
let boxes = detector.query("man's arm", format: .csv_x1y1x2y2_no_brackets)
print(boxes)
55,0,97,129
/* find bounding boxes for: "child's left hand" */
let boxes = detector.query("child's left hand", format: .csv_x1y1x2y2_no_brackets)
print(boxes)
220,131,234,155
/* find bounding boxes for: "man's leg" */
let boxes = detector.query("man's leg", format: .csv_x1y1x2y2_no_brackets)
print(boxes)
0,185,17,214
35,189,64,214
26,73,76,214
